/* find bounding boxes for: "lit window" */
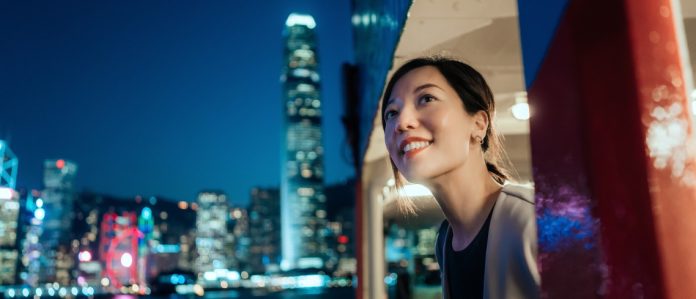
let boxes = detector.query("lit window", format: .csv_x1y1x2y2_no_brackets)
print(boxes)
297,187,315,196
297,83,314,92
301,169,313,178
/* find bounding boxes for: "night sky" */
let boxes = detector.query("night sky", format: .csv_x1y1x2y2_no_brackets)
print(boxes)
0,1,355,205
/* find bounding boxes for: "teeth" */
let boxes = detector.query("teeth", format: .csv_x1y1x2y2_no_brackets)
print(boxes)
403,141,430,153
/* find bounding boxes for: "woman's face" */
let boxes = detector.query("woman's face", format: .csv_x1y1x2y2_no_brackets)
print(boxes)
383,66,483,183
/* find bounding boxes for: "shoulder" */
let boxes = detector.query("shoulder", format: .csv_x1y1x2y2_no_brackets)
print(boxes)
500,183,534,205
493,183,536,235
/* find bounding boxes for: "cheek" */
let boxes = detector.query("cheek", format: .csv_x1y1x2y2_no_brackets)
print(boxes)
383,128,399,156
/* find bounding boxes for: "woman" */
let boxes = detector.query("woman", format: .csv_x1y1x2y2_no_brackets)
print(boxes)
381,57,539,298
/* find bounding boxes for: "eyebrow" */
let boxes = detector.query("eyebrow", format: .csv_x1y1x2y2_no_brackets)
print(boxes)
387,83,444,106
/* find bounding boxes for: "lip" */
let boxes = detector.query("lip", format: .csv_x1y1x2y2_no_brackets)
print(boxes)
398,136,433,159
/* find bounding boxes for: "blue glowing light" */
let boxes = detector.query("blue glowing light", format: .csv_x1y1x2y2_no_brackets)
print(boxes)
34,208,45,220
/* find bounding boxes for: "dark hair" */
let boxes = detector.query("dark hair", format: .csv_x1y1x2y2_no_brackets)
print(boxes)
381,57,511,195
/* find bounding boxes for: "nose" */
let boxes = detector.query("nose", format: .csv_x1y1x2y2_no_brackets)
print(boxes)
395,106,419,133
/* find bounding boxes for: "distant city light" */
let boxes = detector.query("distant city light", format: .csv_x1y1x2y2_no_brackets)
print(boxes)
0,187,14,200
56,159,65,169
141,207,152,219
120,253,133,267
3,201,19,210
227,271,240,281
338,235,349,244
296,275,326,288
101,277,110,287
34,208,46,220
78,250,92,262
286,13,316,29
193,284,205,297
36,198,43,208
178,201,188,209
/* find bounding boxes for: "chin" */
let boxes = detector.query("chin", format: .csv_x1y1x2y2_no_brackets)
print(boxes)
402,167,438,185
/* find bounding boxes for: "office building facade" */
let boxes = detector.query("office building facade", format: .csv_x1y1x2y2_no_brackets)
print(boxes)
194,191,229,275
280,13,328,270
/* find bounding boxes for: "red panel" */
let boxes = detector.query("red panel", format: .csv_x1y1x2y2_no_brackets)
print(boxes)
530,0,696,298
625,1,696,298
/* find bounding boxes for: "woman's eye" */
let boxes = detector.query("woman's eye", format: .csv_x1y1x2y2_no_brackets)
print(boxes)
384,110,398,120
419,95,436,104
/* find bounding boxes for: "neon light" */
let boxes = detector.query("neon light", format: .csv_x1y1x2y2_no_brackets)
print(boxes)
121,253,133,267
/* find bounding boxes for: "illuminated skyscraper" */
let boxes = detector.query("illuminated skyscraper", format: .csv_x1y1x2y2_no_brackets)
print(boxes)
0,140,18,189
40,159,77,284
0,140,19,284
280,13,328,270
0,187,20,284
194,191,228,275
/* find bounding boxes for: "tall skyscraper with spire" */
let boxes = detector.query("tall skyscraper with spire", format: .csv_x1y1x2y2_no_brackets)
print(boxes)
280,13,328,270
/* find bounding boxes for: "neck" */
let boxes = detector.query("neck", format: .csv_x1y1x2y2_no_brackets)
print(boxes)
425,153,502,250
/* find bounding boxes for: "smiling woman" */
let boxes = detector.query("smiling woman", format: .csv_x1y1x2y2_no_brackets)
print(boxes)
380,57,539,298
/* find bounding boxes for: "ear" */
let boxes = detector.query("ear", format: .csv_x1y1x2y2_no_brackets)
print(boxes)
472,110,489,136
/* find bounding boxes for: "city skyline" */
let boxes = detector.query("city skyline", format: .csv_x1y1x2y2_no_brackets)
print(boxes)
0,1,355,205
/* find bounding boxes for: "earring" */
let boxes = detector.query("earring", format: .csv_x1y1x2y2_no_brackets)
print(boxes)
474,136,483,145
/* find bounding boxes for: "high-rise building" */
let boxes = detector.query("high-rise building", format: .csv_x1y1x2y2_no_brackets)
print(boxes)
0,187,20,284
280,13,328,270
0,140,18,189
39,159,77,284
0,140,19,284
194,191,228,276
248,187,280,273
18,190,44,286
226,206,249,272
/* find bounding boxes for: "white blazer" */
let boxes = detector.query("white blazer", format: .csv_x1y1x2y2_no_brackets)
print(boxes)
436,183,540,298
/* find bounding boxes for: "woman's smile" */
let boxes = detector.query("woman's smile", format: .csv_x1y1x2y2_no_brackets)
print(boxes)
400,137,433,158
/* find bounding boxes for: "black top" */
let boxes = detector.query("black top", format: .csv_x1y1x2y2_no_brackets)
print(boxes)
443,206,495,299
